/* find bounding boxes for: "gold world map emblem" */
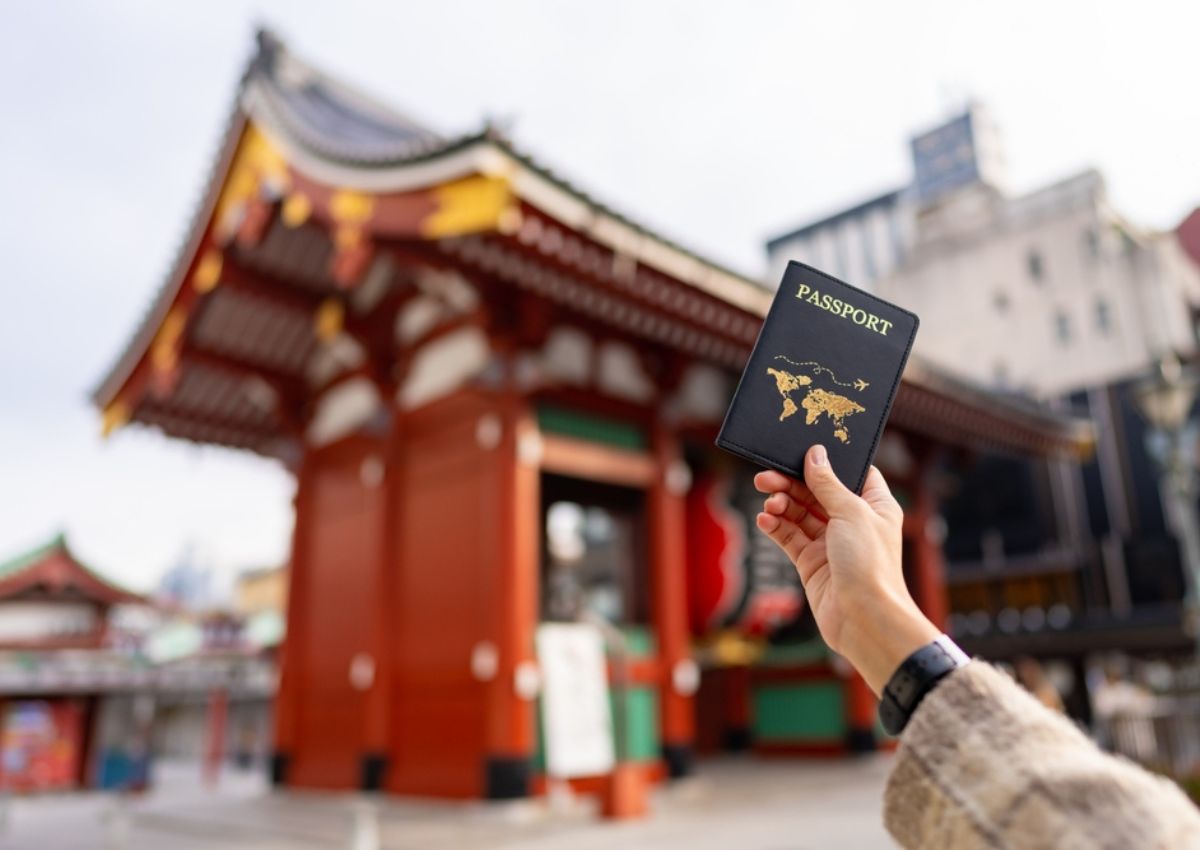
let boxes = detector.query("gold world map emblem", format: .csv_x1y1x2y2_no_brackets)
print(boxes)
766,356,868,444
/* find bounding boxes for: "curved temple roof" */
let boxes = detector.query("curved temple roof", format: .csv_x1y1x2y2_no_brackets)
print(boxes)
93,29,1093,461
243,30,446,166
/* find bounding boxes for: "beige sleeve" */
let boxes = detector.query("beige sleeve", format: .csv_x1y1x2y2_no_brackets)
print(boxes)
883,661,1200,850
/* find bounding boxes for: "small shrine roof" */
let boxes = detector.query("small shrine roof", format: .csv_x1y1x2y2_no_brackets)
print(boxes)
0,533,146,606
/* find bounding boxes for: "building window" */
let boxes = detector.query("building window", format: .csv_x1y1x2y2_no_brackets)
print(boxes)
541,477,648,626
1095,299,1111,334
1054,310,1071,345
1083,227,1100,262
1118,227,1137,257
862,223,878,281
1027,250,1044,283
889,210,905,266
833,223,849,279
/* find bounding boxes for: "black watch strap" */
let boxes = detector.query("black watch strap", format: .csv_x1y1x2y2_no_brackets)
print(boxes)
878,635,970,736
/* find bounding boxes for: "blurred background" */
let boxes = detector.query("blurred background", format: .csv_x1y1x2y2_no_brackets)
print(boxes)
2,2,1199,847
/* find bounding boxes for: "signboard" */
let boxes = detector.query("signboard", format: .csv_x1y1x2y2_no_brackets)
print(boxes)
911,111,981,203
536,623,615,779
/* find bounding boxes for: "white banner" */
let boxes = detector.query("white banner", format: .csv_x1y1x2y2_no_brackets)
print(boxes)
536,623,615,779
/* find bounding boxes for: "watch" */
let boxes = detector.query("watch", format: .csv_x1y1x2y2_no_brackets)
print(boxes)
878,634,970,736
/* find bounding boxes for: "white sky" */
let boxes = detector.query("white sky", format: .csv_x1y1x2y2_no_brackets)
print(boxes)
2,0,1198,591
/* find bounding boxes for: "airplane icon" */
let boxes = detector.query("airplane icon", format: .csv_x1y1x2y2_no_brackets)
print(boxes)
853,379,869,391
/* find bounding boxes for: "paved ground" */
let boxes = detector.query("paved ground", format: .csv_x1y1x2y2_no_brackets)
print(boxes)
0,756,897,849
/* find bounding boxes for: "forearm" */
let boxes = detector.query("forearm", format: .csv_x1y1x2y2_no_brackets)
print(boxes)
884,662,1200,850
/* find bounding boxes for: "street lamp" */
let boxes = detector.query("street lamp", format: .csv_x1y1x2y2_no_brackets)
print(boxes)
1133,354,1200,645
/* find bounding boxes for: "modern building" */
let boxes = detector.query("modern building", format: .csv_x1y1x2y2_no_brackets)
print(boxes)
234,566,288,618
768,107,1200,732
93,32,1090,798
766,103,1006,294
768,106,1200,399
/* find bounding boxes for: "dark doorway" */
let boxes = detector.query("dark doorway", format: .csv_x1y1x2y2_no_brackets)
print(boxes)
540,473,648,626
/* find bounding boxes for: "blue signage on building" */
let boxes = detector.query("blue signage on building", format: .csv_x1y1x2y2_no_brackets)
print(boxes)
911,112,981,203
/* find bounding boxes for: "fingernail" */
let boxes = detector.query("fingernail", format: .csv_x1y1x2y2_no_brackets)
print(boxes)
810,445,827,466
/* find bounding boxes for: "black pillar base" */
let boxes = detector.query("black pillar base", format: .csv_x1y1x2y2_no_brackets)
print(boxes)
484,756,531,799
661,743,694,779
722,727,752,752
845,727,877,754
360,752,389,791
269,751,291,786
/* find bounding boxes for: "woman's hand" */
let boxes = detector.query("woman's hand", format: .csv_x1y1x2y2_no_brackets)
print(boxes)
754,444,939,695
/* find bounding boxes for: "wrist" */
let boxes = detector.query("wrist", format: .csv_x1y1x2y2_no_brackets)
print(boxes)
839,593,940,697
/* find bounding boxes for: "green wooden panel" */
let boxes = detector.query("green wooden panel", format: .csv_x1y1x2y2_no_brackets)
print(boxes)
757,638,831,667
752,681,846,741
610,625,655,658
536,405,646,450
532,684,659,770
611,685,659,762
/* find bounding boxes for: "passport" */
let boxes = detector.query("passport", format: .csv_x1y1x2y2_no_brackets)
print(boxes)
716,261,919,493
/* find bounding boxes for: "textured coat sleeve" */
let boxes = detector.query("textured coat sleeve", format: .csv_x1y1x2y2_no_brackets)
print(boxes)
883,662,1200,850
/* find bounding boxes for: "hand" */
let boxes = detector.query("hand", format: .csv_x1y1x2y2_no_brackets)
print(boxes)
754,445,940,696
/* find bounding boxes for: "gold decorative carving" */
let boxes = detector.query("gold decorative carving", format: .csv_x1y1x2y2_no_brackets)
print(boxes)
281,192,312,228
193,250,223,294
314,298,345,343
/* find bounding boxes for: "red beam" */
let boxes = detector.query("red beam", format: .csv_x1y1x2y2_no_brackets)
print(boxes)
137,400,283,449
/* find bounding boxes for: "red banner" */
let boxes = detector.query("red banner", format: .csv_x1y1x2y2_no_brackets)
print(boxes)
685,468,804,637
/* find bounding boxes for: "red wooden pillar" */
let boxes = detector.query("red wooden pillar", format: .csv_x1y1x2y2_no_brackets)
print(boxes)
843,671,877,752
271,459,310,786
483,393,540,797
204,688,228,787
908,446,949,631
726,665,752,750
361,429,399,791
649,424,696,778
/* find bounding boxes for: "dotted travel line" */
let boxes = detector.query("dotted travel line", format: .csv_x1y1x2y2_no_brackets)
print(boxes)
772,355,862,390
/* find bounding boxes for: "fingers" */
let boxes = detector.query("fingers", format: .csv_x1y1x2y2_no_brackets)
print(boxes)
791,536,828,585
755,512,811,563
756,512,827,585
754,469,804,496
753,470,829,523
762,491,826,539
802,445,862,518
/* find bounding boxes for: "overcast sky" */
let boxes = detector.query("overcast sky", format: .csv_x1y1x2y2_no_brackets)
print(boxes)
2,0,1198,592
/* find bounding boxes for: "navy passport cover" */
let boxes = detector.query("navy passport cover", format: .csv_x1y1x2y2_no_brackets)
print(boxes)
716,262,919,493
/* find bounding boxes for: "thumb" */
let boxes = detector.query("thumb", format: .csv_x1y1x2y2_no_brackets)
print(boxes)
860,465,902,519
803,445,861,518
